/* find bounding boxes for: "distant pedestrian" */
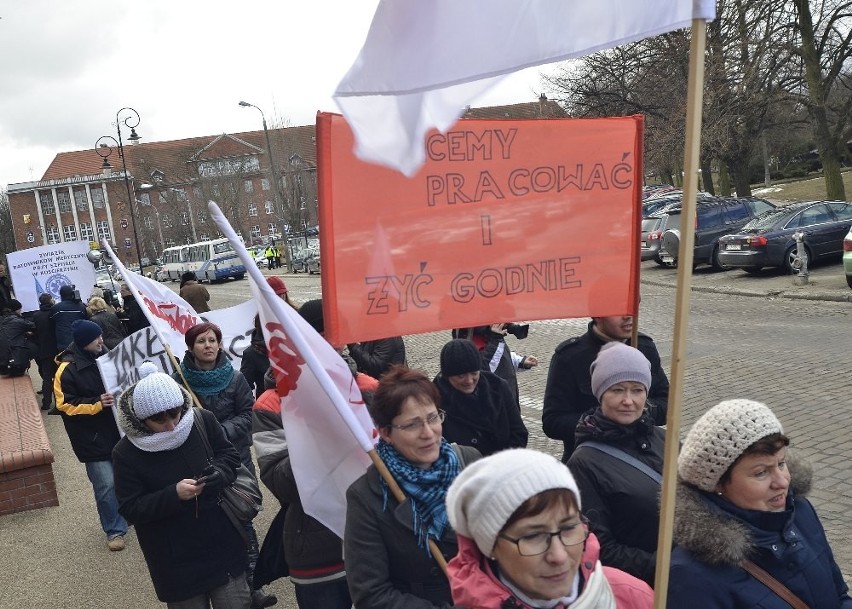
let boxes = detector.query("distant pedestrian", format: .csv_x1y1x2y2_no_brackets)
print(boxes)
180,271,210,313
273,247,282,270
266,276,298,309
49,285,87,351
0,263,14,314
87,296,127,350
117,284,149,335
0,299,36,376
32,293,59,410
265,246,275,270
347,336,407,379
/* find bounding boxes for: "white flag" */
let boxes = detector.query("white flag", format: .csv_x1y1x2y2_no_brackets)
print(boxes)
334,0,716,176
209,202,376,537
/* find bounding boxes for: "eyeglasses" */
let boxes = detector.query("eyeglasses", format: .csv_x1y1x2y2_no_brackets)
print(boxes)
145,406,182,424
388,409,446,433
498,518,589,556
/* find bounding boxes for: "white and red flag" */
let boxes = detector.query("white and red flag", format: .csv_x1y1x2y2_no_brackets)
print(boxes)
334,0,716,175
209,202,376,537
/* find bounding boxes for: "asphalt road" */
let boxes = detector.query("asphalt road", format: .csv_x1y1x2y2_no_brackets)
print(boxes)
2,264,850,607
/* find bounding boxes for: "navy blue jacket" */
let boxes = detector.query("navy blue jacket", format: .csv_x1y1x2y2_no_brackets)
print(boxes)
49,297,87,351
669,456,852,608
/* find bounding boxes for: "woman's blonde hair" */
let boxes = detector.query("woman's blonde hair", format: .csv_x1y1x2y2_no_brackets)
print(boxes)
87,296,109,315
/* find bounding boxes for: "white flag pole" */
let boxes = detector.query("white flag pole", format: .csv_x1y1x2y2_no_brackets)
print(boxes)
653,19,707,605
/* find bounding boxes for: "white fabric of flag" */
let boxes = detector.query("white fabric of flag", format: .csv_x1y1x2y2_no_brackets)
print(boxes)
208,202,376,537
334,0,716,176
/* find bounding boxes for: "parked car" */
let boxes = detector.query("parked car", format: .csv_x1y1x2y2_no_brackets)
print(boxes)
95,269,123,308
843,227,852,288
304,252,321,274
658,196,777,270
717,200,852,274
641,213,677,264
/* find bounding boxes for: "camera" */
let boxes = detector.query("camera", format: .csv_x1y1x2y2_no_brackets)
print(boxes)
71,284,81,302
505,323,529,340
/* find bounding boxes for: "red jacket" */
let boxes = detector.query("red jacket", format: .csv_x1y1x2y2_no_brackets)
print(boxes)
448,532,653,609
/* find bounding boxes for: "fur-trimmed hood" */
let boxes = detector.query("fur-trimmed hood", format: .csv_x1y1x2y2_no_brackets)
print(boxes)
673,451,813,567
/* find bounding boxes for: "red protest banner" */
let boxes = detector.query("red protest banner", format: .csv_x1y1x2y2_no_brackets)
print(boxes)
317,112,643,344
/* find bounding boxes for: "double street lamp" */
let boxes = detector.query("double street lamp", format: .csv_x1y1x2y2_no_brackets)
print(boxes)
238,100,291,270
96,107,146,277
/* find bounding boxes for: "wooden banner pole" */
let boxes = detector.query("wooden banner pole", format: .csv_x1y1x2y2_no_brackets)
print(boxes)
653,18,707,606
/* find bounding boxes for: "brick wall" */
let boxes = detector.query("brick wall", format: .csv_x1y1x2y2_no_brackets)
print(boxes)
0,463,59,516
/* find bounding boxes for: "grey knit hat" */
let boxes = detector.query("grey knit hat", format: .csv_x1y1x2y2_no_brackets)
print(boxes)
678,399,784,492
589,342,652,401
440,338,482,378
132,361,186,420
446,449,581,556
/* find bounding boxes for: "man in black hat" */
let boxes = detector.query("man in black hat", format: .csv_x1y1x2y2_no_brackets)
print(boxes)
49,285,87,351
55,319,128,551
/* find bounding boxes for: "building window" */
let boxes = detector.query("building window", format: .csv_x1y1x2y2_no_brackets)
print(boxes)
265,201,274,215
151,169,165,183
46,226,60,244
199,232,209,241
261,178,270,191
162,215,172,228
250,225,261,239
267,223,276,235
180,212,189,225
80,223,94,241
143,217,153,230
248,202,257,217
173,188,187,201
166,238,175,248
197,155,260,177
159,192,167,204
97,221,111,241
91,188,105,208
39,192,55,216
63,224,79,241
139,192,151,206
193,186,202,199
212,184,220,197
57,191,72,213
198,210,207,224
185,235,193,245
74,189,88,211
244,180,254,193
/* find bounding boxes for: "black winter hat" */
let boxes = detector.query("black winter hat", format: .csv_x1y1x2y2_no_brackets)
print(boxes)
59,285,75,300
299,299,324,334
440,339,482,378
72,319,103,349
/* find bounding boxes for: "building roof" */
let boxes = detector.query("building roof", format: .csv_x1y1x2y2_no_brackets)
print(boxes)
462,96,567,120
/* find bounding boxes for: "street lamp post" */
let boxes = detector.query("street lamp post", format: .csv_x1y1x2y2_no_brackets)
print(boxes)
96,107,146,277
238,100,292,271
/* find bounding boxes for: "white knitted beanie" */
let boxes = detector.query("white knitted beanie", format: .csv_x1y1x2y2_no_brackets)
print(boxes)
446,449,581,556
678,399,784,492
589,341,652,401
132,361,186,420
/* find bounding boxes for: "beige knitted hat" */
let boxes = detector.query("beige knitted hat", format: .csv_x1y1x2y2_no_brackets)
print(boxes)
132,361,186,420
446,449,581,556
678,399,783,492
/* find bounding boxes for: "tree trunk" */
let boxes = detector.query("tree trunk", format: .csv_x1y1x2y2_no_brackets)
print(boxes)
793,0,847,200
761,131,771,187
718,163,732,196
729,159,753,197
700,158,715,195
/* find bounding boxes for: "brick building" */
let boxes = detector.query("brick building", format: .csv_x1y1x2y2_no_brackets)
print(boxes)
5,97,565,267
7,125,319,267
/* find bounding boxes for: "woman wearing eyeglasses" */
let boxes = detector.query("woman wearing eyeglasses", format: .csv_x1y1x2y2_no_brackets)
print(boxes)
433,339,528,457
445,448,653,608
113,362,250,607
565,342,665,587
344,365,482,609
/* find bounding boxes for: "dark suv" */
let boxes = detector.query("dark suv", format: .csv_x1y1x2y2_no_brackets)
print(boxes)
658,197,776,270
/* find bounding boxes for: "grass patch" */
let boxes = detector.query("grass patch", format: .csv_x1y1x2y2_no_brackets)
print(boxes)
752,169,852,203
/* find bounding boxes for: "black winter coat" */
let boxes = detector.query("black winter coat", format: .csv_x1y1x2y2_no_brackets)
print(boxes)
49,297,87,351
344,445,481,609
567,409,664,586
89,310,127,350
177,351,255,474
542,321,669,461
434,371,528,457
119,294,149,335
113,409,247,604
54,343,120,462
240,341,270,400
0,313,36,368
31,302,58,360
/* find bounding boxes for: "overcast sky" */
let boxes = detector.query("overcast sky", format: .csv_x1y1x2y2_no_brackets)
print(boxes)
0,1,552,187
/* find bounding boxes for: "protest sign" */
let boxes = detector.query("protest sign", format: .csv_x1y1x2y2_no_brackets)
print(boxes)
7,241,96,312
317,113,643,344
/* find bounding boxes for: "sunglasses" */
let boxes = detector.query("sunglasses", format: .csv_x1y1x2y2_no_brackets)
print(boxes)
145,406,182,424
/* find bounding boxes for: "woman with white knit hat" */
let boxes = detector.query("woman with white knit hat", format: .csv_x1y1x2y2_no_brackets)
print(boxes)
669,399,852,607
113,362,251,608
445,448,652,608
565,342,664,587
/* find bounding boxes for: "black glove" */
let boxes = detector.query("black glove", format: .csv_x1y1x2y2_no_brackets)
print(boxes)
198,464,225,493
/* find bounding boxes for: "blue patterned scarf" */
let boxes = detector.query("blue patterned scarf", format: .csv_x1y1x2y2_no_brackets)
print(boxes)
376,438,460,556
180,356,235,395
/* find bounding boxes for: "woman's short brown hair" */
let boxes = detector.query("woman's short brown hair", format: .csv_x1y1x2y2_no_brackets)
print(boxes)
370,365,440,428
501,488,580,533
718,432,790,487
184,322,222,349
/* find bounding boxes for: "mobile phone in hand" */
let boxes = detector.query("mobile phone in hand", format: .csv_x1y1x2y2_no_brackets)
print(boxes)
194,475,209,484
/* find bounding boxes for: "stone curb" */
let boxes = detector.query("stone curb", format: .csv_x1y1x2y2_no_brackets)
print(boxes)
641,277,852,303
